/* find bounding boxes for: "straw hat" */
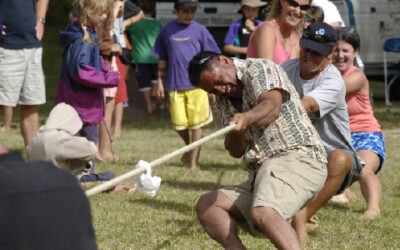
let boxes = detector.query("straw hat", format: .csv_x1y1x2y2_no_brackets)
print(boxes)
236,0,267,13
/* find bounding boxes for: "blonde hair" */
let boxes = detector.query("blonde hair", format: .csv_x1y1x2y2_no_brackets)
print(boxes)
71,0,112,44
266,0,312,34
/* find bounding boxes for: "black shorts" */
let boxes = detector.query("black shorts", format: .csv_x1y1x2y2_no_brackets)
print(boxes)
135,63,157,91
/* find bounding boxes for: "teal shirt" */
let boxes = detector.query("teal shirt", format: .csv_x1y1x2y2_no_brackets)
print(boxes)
125,17,162,64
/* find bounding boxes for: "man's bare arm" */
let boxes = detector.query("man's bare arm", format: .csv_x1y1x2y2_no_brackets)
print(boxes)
301,96,320,114
224,89,283,157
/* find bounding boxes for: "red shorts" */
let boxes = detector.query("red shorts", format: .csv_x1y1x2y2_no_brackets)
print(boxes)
115,57,128,104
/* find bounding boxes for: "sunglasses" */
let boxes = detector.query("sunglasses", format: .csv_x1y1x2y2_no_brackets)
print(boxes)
302,32,333,43
286,0,311,11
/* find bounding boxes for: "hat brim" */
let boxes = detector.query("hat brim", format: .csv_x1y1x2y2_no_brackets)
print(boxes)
300,38,335,55
236,2,267,13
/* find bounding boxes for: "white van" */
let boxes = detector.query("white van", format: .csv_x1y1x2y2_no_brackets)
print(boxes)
332,0,400,75
155,0,242,50
156,0,400,75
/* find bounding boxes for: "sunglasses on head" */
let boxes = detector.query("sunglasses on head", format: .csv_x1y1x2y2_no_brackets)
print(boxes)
302,31,333,43
286,0,311,11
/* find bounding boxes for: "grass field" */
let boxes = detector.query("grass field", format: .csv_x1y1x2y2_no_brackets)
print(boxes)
1,25,400,249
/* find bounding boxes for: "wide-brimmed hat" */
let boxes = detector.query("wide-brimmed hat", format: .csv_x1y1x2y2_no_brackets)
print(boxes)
236,0,267,13
174,0,199,10
300,22,337,55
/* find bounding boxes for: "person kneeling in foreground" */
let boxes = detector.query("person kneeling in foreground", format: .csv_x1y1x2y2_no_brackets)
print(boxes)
188,51,328,249
0,142,97,250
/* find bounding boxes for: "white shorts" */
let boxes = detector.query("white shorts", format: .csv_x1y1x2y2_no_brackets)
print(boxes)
0,47,46,106
104,87,117,98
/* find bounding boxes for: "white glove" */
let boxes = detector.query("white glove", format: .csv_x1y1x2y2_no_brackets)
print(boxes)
134,160,162,197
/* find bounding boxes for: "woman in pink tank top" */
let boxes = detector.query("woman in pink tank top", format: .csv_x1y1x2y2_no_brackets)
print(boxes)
247,0,311,64
333,27,385,220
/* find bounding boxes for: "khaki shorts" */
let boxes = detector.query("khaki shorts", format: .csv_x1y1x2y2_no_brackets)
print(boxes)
336,149,364,194
168,88,213,130
0,47,46,106
220,152,327,234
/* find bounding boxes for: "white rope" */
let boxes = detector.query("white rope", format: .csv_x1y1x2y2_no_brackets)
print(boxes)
85,124,236,196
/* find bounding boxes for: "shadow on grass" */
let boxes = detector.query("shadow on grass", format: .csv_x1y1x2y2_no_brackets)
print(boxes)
121,118,224,131
162,179,222,191
392,186,400,198
199,162,241,171
129,197,193,214
156,219,205,248
325,202,350,211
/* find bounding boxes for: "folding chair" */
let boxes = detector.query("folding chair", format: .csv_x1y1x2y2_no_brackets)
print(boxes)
383,38,400,113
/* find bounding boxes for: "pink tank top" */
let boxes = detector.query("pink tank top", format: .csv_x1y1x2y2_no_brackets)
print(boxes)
344,66,381,132
246,21,293,64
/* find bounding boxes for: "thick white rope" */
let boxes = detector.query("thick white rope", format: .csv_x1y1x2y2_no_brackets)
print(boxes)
86,124,236,196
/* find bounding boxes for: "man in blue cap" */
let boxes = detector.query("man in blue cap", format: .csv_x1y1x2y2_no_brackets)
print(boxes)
281,22,364,243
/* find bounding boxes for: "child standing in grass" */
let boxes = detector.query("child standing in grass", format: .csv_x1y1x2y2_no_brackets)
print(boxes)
55,0,119,185
125,0,162,116
223,0,266,59
151,0,220,170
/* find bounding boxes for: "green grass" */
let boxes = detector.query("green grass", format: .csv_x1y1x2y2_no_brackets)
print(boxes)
1,25,400,249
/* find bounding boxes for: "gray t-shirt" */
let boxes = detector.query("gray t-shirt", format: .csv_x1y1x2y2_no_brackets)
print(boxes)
281,58,354,154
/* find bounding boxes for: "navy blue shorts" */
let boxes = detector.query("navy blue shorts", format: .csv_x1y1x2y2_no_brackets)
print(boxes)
135,63,157,91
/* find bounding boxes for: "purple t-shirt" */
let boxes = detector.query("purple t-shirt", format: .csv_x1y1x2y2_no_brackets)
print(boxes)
151,21,220,91
224,18,263,45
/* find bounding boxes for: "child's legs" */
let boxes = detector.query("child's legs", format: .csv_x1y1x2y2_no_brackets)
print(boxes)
3,106,13,129
190,128,203,169
351,132,385,219
98,95,116,159
358,149,381,218
169,89,211,169
113,102,123,137
76,124,98,174
186,88,213,168
142,90,153,114
136,64,154,114
114,61,128,136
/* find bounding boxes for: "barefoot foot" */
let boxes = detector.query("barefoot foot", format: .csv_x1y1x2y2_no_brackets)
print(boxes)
190,164,199,171
359,208,381,220
344,188,358,201
330,192,349,204
181,152,191,167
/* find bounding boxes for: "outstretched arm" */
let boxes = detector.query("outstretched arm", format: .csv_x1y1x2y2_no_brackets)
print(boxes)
343,69,368,94
224,44,247,56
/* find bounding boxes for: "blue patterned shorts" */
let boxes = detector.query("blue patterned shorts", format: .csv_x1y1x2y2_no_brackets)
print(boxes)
351,132,386,173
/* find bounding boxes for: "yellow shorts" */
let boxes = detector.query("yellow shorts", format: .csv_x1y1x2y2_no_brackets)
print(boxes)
168,88,213,130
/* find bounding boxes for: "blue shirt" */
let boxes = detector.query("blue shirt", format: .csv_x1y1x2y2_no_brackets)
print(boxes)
0,0,41,49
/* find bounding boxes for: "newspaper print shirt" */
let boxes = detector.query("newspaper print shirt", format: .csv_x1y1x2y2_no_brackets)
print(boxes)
216,58,327,170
